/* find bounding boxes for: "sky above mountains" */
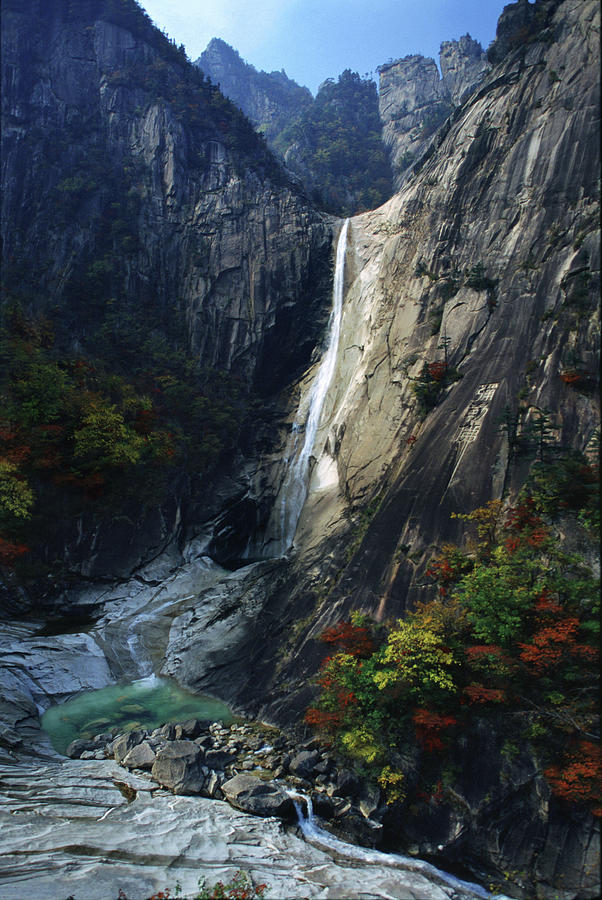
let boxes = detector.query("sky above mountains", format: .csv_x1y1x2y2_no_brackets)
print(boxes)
142,0,513,94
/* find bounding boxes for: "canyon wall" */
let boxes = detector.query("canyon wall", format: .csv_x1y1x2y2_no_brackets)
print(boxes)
1,0,333,592
164,2,599,893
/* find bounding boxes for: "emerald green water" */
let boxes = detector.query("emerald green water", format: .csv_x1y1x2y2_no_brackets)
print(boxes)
41,675,235,755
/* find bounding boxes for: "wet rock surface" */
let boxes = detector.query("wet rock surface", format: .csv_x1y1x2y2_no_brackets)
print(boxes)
0,751,492,900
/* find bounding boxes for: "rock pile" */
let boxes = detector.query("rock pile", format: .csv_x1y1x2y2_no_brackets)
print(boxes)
66,719,385,845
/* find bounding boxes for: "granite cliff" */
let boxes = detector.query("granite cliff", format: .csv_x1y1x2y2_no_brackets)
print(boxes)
378,34,489,185
1,0,333,596
196,37,313,145
163,0,600,893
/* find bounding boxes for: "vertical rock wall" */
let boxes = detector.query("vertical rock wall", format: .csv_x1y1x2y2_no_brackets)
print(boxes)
378,36,489,184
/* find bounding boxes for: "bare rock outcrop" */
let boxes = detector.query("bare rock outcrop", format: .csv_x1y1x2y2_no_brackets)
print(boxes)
378,36,489,184
196,38,312,143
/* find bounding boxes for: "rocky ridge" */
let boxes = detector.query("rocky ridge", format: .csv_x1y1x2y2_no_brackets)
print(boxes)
196,38,313,144
378,34,489,184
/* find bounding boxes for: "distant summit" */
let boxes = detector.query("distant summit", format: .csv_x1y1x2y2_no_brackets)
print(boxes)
196,39,312,143
197,41,394,216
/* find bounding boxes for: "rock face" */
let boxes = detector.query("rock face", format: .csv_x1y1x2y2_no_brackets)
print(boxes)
0,0,333,591
176,1,598,894
196,38,312,143
439,34,490,104
378,36,489,183
0,753,490,900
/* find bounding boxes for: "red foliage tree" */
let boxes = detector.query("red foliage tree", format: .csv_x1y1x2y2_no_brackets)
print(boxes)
412,708,457,752
545,741,602,817
428,361,448,381
463,684,506,704
0,537,30,565
320,621,374,657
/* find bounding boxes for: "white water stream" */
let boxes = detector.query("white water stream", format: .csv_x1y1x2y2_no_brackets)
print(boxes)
274,218,349,555
289,793,500,900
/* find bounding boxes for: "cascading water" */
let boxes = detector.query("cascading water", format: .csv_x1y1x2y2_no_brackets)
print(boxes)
288,792,496,900
274,218,350,555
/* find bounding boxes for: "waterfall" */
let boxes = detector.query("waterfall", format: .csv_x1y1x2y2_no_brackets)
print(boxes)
288,791,493,900
274,218,350,555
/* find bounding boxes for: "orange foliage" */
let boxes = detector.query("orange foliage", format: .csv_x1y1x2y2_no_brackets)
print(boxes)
559,370,583,385
320,621,374,657
305,707,343,730
519,593,599,674
426,545,471,599
0,537,30,565
545,742,602,816
463,684,506,704
413,708,457,752
428,361,448,381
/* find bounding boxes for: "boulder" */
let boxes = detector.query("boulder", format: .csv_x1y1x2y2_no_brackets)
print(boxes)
311,792,335,820
221,774,295,820
335,768,359,797
151,740,205,794
111,731,146,765
122,740,156,770
332,804,384,847
204,748,236,769
157,723,177,740
206,771,224,799
359,783,382,819
289,750,321,778
174,718,206,740
66,738,101,759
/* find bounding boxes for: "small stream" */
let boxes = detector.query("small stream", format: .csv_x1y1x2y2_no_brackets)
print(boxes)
290,793,493,900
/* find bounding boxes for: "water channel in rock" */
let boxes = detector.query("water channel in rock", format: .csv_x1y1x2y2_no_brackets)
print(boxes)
41,674,235,755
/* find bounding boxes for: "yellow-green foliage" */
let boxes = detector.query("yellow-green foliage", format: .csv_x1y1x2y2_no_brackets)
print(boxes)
73,402,145,469
306,492,600,814
341,725,384,764
378,766,406,804
0,459,34,521
374,620,456,698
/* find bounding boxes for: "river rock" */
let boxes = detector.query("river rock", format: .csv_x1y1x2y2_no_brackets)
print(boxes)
66,738,103,759
111,731,146,765
206,771,224,799
174,719,205,740
289,750,321,778
122,741,156,770
221,774,295,820
204,748,236,769
311,792,335,820
335,768,359,797
332,804,384,848
151,741,205,794
359,783,382,819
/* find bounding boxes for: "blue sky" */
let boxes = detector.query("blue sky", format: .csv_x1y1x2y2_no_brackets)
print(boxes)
141,0,513,94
